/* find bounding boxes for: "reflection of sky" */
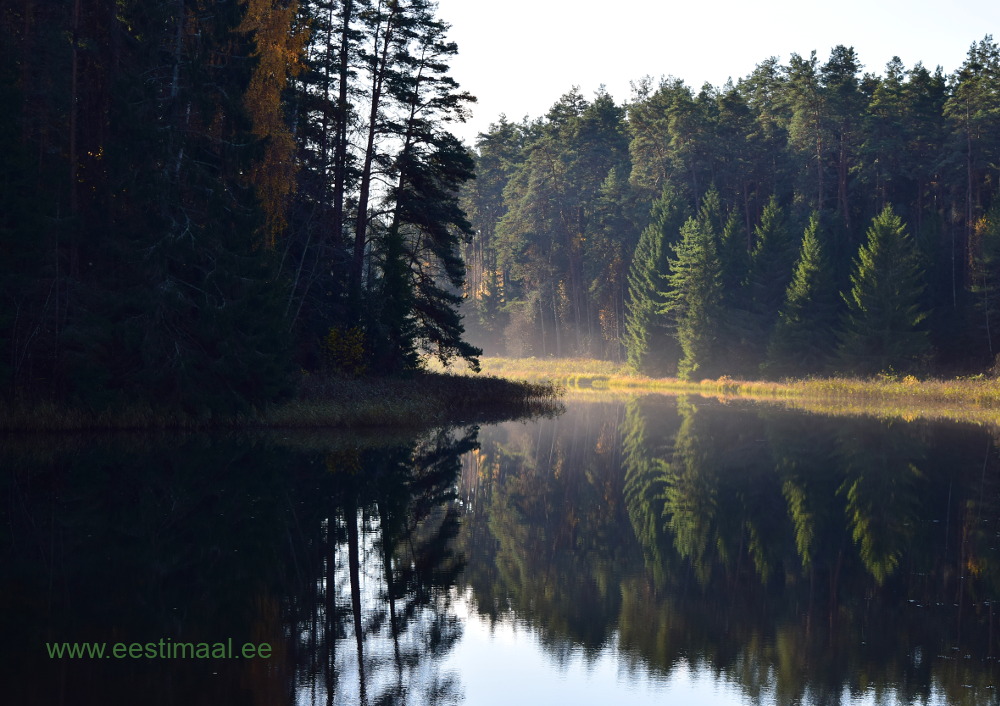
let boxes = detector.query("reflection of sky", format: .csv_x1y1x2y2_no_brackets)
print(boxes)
441,592,750,705
441,591,964,706
296,519,466,706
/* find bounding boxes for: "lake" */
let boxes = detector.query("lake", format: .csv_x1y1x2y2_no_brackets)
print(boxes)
4,395,1000,704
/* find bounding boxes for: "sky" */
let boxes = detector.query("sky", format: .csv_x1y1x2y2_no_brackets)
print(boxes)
434,0,1000,146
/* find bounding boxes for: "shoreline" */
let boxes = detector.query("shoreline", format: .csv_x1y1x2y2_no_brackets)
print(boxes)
464,357,1000,427
0,371,563,433
11,355,1000,432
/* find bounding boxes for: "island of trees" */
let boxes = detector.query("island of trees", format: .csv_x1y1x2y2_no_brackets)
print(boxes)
460,39,1000,380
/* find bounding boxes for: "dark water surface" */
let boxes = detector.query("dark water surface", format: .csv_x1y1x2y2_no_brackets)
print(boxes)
4,396,1000,704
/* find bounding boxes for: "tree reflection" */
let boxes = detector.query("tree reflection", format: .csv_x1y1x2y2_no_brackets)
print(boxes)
293,427,475,706
461,397,1000,705
834,419,927,585
1,427,475,706
458,402,641,652
622,397,679,588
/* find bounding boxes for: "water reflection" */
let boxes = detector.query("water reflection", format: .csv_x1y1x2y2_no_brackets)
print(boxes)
2,428,475,705
6,398,1000,704
457,397,1000,705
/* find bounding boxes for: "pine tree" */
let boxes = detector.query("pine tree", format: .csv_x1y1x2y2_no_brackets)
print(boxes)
623,185,687,374
765,212,840,375
461,117,525,347
381,134,482,371
58,0,295,411
821,45,865,232
664,217,726,380
944,37,1000,259
838,205,930,374
495,89,631,357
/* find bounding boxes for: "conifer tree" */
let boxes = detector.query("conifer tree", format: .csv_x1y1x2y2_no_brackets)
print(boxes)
971,199,1000,360
624,186,687,374
749,197,798,328
696,186,726,242
713,208,754,372
664,217,726,380
717,210,750,300
765,212,839,375
383,135,483,371
838,206,930,373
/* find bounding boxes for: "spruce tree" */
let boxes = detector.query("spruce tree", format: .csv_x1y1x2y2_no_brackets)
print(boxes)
747,196,798,357
623,186,687,374
765,212,839,375
716,209,753,373
718,210,750,300
664,217,726,380
838,205,930,374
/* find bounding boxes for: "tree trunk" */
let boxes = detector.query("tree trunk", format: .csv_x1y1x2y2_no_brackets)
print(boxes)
346,506,367,704
351,1,400,314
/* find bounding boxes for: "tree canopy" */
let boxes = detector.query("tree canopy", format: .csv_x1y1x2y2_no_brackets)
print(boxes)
462,38,1000,378
0,0,480,410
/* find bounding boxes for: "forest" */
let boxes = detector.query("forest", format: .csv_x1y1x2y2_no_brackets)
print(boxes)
3,2,1000,418
0,0,480,412
460,38,1000,379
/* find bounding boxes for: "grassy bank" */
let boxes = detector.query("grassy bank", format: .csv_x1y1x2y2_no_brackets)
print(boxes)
466,356,1000,426
0,372,562,432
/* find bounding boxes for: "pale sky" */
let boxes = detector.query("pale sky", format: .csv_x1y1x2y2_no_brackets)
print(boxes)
435,0,1000,146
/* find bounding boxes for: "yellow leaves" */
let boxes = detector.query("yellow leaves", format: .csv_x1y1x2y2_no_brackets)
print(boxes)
324,326,367,376
325,449,361,475
237,0,309,248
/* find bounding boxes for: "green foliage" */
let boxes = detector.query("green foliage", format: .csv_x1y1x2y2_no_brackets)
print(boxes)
459,42,1000,375
749,197,798,327
742,195,799,368
7,5,1000,410
943,37,1000,216
381,136,482,372
493,88,633,358
766,212,840,375
664,217,726,380
0,0,489,409
838,206,930,374
623,185,687,374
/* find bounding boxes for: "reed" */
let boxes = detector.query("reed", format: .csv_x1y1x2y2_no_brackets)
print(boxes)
0,372,562,432
464,357,1000,426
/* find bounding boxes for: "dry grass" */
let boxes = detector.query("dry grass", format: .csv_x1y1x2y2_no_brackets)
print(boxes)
461,357,1000,427
0,371,562,432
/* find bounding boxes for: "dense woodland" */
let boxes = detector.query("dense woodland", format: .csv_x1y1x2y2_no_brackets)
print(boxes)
461,39,1000,379
0,0,480,411
3,3,1000,417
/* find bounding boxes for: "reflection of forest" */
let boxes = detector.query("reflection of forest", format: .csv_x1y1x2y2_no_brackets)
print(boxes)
2,428,476,706
458,397,1000,705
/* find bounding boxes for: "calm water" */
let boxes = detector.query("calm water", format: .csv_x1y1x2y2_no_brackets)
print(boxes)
4,397,1000,704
